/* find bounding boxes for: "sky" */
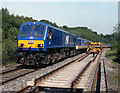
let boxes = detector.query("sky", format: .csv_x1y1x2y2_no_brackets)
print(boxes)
1,1,118,35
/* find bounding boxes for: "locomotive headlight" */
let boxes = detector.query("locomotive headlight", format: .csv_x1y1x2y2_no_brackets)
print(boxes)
38,44,43,48
19,44,24,47
28,40,33,44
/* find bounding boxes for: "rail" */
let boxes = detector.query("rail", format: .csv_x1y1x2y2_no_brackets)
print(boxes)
1,65,23,75
1,68,41,85
91,54,101,93
71,53,98,88
16,54,89,93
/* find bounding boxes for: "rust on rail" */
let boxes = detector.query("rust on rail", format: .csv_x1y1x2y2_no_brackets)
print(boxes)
16,86,32,93
71,54,98,88
92,54,101,93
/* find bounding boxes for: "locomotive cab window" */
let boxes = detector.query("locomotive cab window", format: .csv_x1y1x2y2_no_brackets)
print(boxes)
33,25,45,36
47,30,52,39
20,25,33,36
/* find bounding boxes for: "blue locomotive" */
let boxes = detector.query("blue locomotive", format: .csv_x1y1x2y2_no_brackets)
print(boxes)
76,38,89,50
17,22,90,66
17,22,87,66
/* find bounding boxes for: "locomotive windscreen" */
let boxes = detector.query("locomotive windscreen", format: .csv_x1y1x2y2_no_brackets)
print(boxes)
33,25,45,36
20,25,46,37
20,25,33,36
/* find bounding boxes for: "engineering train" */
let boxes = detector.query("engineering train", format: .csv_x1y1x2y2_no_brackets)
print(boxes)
17,21,110,66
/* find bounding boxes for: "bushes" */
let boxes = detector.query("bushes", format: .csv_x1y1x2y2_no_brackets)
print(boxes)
118,39,120,62
118,45,120,62
2,39,17,65
8,27,18,40
2,27,18,65
117,35,120,62
105,49,118,59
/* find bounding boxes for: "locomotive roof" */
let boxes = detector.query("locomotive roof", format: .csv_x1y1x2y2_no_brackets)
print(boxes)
77,37,88,41
21,21,76,37
48,25,76,36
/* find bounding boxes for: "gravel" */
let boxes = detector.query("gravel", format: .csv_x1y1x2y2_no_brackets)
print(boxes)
101,49,119,92
1,53,85,92
104,58,119,92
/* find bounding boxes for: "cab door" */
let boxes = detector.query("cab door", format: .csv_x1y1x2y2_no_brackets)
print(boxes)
46,27,53,48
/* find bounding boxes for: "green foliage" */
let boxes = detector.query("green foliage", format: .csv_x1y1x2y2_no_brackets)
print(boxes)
105,49,117,59
0,33,1,42
0,43,2,65
2,39,17,65
113,25,120,62
118,26,120,62
8,27,18,40
118,44,120,62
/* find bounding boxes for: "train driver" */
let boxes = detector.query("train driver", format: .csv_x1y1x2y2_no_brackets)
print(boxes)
47,30,52,39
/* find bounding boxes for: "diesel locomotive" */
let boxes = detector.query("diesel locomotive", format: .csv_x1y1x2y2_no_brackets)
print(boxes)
17,22,88,66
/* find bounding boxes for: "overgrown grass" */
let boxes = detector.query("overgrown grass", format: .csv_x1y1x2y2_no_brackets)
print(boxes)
105,49,118,59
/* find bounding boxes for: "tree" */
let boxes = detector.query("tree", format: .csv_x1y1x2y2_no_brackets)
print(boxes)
62,25,68,29
118,25,120,62
8,27,18,40
113,24,120,62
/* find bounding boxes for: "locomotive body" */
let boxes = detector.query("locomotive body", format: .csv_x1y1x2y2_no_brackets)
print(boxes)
17,22,77,66
76,38,88,50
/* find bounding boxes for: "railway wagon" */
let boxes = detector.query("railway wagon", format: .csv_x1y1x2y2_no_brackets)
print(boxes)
17,22,77,66
102,43,111,48
76,38,88,50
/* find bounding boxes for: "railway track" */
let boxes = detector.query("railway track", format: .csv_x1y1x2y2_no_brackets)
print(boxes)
35,54,97,89
1,65,23,75
1,53,88,86
16,53,99,93
1,66,41,85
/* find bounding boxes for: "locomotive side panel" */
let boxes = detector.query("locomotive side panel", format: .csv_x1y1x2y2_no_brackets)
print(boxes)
54,29,62,47
47,27,76,48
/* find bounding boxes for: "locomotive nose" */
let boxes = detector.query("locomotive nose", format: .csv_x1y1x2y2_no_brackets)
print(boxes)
18,40,44,49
